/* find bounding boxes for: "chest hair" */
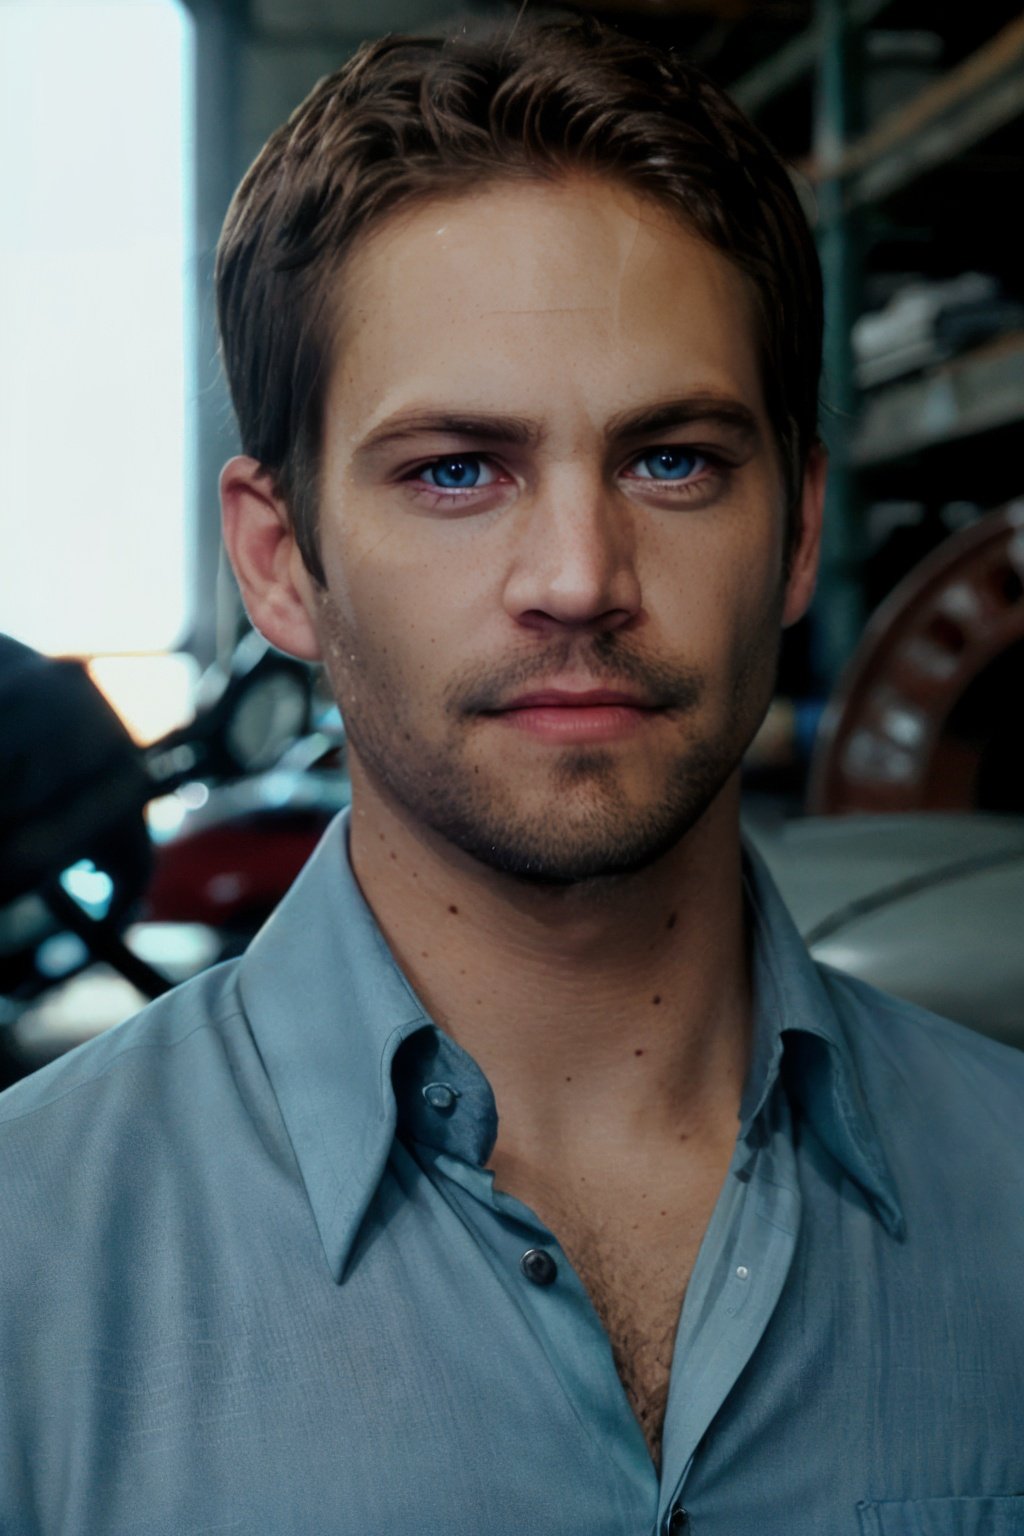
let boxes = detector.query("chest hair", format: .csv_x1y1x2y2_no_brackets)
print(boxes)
492,1149,728,1470
544,1208,706,1471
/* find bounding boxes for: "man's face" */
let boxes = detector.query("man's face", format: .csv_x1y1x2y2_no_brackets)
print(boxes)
299,177,818,883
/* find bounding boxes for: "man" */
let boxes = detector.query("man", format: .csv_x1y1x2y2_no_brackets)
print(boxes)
2,19,1022,1535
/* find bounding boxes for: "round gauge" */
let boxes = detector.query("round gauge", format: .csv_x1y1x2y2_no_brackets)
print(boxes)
224,672,308,772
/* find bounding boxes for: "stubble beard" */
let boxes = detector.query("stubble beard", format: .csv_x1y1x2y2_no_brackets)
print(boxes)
319,600,781,888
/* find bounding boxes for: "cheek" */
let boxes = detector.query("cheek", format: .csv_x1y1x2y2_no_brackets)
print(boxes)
318,521,410,652
314,552,449,723
309,593,362,713
323,509,507,684
644,518,784,664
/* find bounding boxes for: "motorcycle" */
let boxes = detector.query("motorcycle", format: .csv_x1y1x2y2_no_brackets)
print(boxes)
0,631,342,1089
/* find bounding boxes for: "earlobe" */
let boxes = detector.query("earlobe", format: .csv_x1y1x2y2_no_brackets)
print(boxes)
782,443,827,628
219,456,323,662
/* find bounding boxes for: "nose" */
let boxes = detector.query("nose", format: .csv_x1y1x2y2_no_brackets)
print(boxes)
502,471,642,635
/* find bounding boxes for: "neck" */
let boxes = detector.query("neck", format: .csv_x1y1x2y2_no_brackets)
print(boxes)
346,772,752,1172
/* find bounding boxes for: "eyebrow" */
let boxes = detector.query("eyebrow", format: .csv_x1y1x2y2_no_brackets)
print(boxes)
355,412,541,459
606,395,759,445
353,393,760,460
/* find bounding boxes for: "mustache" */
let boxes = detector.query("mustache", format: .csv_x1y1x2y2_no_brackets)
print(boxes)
447,633,704,715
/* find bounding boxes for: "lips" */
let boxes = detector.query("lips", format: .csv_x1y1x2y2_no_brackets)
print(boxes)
495,688,657,711
482,685,664,744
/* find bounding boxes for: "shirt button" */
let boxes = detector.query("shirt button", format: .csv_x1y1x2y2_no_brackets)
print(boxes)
664,1507,690,1535
519,1248,558,1286
422,1082,459,1114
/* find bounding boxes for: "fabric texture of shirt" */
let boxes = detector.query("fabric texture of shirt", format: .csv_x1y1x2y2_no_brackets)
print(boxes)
1,809,1023,1536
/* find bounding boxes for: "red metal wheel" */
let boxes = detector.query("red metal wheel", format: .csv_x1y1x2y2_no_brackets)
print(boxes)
808,501,1024,814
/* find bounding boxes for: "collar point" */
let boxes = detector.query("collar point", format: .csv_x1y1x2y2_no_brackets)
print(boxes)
878,1199,907,1242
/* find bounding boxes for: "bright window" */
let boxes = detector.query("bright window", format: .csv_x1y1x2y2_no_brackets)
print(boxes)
0,0,193,658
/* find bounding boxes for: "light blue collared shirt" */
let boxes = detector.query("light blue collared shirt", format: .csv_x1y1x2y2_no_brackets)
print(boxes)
1,810,1023,1536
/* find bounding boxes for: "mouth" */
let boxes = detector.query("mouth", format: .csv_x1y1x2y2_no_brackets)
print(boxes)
482,687,666,744
499,689,656,709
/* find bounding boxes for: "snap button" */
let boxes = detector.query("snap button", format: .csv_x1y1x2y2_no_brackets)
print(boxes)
664,1507,690,1535
519,1248,558,1286
422,1082,459,1114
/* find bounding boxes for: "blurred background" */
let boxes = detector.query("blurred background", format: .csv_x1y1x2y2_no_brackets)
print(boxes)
2,0,1023,1071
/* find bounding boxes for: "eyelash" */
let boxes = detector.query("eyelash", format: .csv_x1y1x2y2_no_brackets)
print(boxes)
400,449,727,508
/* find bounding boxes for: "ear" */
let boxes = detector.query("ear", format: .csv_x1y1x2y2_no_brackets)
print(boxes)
782,442,827,628
220,456,323,662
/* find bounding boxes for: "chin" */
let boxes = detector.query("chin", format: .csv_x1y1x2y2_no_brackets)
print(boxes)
416,740,735,887
454,824,695,887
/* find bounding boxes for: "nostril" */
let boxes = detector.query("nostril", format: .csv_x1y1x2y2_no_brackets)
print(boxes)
515,606,637,633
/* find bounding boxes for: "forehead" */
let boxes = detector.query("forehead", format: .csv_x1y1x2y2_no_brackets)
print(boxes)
327,176,766,440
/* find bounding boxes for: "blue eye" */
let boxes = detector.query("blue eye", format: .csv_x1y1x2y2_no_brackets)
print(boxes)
419,456,490,490
631,449,703,481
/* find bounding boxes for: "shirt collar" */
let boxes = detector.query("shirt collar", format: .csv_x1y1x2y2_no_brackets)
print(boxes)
238,812,432,1280
239,810,903,1283
741,838,905,1240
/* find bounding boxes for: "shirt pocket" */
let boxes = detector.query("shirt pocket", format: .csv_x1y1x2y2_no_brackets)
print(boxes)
857,1497,1024,1535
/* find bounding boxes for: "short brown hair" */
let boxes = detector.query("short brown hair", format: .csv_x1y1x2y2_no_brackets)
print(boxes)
216,16,823,585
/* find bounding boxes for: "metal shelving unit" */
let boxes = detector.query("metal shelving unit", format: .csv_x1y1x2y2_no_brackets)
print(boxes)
840,13,1024,208
732,5,1024,686
853,330,1024,468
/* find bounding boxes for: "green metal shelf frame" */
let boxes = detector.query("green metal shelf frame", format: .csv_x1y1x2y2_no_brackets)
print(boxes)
839,12,1024,208
736,5,1024,683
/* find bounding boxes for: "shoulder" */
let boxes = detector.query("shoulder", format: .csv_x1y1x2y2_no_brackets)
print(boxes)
0,957,246,1133
817,962,1024,1157
820,961,1024,1076
0,961,252,1262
